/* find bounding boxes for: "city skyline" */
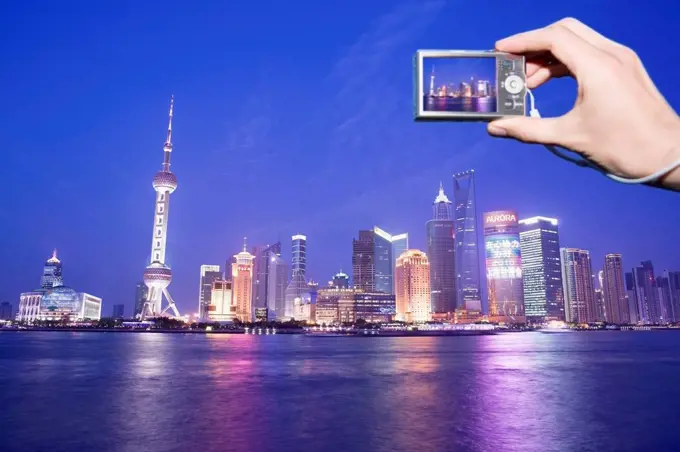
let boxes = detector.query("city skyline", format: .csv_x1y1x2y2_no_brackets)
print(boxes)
1,2,679,316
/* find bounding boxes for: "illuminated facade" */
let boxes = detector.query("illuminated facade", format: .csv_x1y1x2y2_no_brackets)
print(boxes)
141,97,181,319
41,249,63,289
285,234,310,319
625,272,640,323
198,265,221,320
484,211,525,323
17,291,44,322
208,279,233,322
315,288,396,325
454,171,482,311
267,254,288,320
602,254,630,324
232,242,255,322
663,271,680,323
560,248,596,323
252,242,282,313
134,282,148,318
518,216,564,322
395,250,432,323
427,183,456,314
630,261,662,324
332,271,350,289
352,227,408,294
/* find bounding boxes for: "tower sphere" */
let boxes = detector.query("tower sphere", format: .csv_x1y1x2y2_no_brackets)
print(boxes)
144,262,172,290
153,171,178,193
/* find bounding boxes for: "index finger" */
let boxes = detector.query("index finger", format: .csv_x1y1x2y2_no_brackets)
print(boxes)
495,25,600,75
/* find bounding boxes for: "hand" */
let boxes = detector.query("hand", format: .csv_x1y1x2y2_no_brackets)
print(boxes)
487,18,680,190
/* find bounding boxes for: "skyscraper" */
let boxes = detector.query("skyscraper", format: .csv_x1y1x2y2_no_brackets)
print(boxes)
395,250,432,322
454,170,482,311
141,96,180,319
267,254,288,320
664,270,680,323
112,304,125,319
518,216,564,322
426,183,456,314
198,265,221,320
41,249,63,289
624,272,640,324
656,275,675,323
560,248,596,323
134,282,148,318
631,261,662,324
352,227,407,294
285,234,310,319
252,242,282,313
602,254,629,324
231,241,255,322
484,211,525,323
0,302,12,321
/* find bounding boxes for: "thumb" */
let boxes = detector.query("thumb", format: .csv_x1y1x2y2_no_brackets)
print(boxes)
487,116,565,145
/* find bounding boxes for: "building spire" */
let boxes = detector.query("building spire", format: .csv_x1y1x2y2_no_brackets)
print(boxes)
162,95,174,172
434,182,450,204
243,237,247,252
47,248,60,263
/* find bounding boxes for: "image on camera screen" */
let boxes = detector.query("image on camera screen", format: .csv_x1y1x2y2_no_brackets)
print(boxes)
422,56,497,113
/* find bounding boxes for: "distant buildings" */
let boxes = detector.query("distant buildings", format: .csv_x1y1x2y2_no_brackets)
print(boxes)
0,302,12,321
484,211,525,324
232,242,255,322
198,265,221,321
519,216,564,322
267,254,288,320
316,288,395,325
209,279,233,322
427,183,456,314
331,271,350,289
134,282,148,318
352,227,408,295
285,234,310,320
112,304,125,319
453,171,482,312
395,250,431,322
663,271,680,323
629,261,662,324
251,242,282,315
560,248,596,323
602,254,630,324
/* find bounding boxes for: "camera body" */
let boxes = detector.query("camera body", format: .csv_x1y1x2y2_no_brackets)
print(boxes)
414,50,527,122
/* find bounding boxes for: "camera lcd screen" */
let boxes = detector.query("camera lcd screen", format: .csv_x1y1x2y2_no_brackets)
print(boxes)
421,56,497,113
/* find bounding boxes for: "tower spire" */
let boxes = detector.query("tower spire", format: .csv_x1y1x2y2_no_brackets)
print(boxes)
162,95,174,171
243,237,247,252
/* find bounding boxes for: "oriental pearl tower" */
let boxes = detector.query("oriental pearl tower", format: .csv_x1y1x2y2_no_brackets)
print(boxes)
140,96,181,319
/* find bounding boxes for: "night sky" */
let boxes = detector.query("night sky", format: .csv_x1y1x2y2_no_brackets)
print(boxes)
1,0,678,316
422,56,497,92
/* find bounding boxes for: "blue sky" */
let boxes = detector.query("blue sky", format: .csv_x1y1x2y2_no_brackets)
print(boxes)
1,0,678,316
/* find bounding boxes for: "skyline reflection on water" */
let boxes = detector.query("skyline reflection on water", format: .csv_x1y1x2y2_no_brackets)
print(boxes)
1,332,679,452
424,96,497,113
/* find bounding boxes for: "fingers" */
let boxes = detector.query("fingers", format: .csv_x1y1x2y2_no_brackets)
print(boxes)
496,23,599,75
527,64,570,89
553,18,623,53
487,116,572,146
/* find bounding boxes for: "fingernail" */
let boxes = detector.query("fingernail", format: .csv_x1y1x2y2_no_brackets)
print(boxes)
488,124,507,137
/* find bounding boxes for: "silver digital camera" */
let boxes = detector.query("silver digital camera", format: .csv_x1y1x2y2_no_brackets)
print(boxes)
414,50,527,121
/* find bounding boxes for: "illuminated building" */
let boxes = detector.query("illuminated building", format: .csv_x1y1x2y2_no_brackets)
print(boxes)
518,216,564,322
477,80,492,97
267,254,288,320
17,291,43,322
663,271,680,322
232,240,255,322
134,282,148,318
41,249,63,289
332,271,350,289
629,261,662,324
352,227,408,294
594,288,606,322
315,288,395,325
395,250,432,322
285,234,310,319
427,183,456,314
484,211,525,324
459,82,471,97
429,66,435,96
602,254,630,324
0,302,12,321
198,265,221,320
112,304,124,319
625,272,640,324
209,279,233,322
454,170,482,311
252,242,282,314
141,97,181,319
560,248,596,323
656,275,675,323
38,285,102,322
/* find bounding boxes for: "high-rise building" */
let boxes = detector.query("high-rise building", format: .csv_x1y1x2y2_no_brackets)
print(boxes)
630,261,662,324
602,254,629,324
141,97,181,319
663,270,680,323
209,279,233,322
656,275,675,324
285,234,310,319
624,272,640,324
518,216,564,322
252,242,282,313
0,302,12,321
198,265,221,320
134,282,148,318
395,250,432,322
560,248,596,323
352,228,407,294
594,287,606,322
484,211,525,323
41,249,63,289
427,183,456,314
112,304,125,319
332,270,350,289
454,170,482,311
267,254,288,320
232,241,255,322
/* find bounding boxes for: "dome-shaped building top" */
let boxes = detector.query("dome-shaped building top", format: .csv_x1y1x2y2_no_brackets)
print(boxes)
40,284,79,313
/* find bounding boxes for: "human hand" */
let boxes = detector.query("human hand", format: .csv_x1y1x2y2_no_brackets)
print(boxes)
487,18,680,190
